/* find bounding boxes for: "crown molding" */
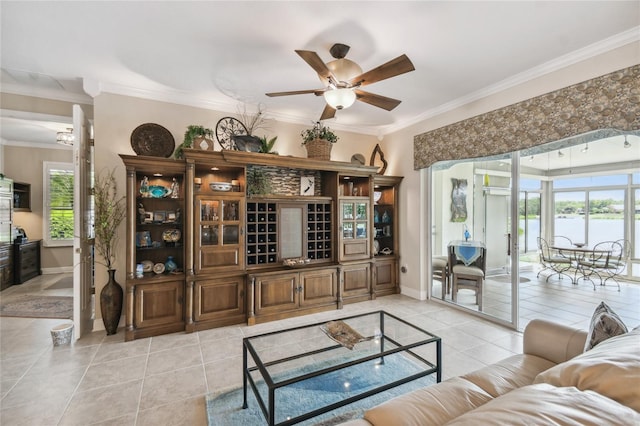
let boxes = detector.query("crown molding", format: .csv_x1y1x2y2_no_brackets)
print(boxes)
0,82,93,105
384,26,640,135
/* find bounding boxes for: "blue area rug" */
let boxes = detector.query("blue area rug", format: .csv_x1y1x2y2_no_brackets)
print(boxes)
206,352,436,425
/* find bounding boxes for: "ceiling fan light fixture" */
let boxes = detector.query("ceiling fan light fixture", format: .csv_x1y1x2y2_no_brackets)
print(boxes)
323,58,363,84
56,128,74,146
324,88,356,110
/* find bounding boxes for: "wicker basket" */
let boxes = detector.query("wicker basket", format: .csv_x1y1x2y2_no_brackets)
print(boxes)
305,138,333,161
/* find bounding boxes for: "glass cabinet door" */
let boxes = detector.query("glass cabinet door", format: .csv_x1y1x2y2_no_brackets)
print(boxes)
339,199,370,261
197,196,244,272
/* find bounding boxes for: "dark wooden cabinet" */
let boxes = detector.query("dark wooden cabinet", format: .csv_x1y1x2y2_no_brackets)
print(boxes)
341,262,371,303
120,154,186,341
13,182,31,212
190,274,246,331
248,266,338,324
13,240,41,284
121,150,402,339
131,278,185,339
0,244,13,290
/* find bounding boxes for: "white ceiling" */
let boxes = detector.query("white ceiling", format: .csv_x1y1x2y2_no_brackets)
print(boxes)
1,1,639,164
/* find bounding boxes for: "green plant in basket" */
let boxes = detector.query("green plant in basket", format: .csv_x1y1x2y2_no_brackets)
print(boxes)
174,125,214,159
300,122,338,145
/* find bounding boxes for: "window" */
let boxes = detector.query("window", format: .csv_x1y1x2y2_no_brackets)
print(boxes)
43,162,74,247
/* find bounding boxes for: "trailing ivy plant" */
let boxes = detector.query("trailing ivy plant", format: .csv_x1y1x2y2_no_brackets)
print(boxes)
300,122,338,145
174,125,214,159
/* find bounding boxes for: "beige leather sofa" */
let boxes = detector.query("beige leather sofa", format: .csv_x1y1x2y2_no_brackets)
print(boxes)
341,319,640,425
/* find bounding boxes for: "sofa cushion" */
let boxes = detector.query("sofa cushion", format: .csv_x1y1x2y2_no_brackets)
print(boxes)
534,328,640,412
462,353,556,398
363,377,493,426
584,301,627,351
444,383,640,426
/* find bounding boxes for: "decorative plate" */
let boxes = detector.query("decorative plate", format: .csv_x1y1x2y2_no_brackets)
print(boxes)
148,185,170,198
153,262,165,274
131,123,175,157
162,229,181,243
141,260,154,273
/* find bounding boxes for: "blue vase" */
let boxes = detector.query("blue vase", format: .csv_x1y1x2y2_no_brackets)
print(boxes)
165,256,177,273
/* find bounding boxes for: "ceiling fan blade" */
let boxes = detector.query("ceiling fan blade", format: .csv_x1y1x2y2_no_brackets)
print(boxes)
295,50,337,82
320,104,336,121
349,54,415,87
266,89,325,97
354,89,402,111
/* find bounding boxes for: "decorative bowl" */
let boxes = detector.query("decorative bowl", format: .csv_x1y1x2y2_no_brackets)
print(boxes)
147,185,169,198
141,260,154,273
162,229,181,243
210,182,232,192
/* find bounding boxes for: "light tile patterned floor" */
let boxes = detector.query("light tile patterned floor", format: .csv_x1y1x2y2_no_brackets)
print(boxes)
1,272,638,425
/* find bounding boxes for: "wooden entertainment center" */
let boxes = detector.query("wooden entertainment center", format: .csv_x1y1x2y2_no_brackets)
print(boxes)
120,150,402,341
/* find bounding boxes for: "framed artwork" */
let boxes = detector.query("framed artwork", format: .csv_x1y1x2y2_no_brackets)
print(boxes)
300,176,315,195
450,178,468,222
153,211,166,223
166,211,176,222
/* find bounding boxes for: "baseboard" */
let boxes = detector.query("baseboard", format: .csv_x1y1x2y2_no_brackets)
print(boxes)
42,267,73,274
401,285,426,301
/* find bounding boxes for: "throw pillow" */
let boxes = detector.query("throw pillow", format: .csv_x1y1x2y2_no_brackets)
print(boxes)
584,301,627,351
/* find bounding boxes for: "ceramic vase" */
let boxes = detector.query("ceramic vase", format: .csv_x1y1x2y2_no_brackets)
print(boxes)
100,269,123,335
165,256,177,273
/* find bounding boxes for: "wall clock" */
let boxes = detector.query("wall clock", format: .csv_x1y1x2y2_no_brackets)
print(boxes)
300,176,315,195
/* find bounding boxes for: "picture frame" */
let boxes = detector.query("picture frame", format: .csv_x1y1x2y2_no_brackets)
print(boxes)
153,210,166,223
143,212,153,223
300,176,315,196
165,211,176,223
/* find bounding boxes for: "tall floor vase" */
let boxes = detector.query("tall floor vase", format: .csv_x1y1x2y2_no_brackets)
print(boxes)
100,269,123,335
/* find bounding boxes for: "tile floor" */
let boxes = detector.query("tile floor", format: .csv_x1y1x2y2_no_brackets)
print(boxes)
1,272,639,425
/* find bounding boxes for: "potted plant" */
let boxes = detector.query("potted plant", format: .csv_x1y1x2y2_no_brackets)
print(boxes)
94,168,126,335
174,125,214,159
301,122,338,160
234,104,270,152
259,135,278,155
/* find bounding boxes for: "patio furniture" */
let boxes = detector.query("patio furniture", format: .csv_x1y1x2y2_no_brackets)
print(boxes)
537,237,573,283
577,240,624,291
448,240,486,310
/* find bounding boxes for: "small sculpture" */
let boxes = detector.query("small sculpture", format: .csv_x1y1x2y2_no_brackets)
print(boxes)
140,176,149,197
464,225,471,242
170,178,179,198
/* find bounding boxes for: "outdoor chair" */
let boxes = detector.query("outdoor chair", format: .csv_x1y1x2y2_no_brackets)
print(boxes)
537,237,573,283
448,244,486,311
576,240,622,291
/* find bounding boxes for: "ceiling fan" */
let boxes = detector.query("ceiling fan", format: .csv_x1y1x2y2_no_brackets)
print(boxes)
266,43,415,121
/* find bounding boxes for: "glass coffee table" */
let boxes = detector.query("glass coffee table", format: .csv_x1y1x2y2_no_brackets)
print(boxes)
243,310,441,425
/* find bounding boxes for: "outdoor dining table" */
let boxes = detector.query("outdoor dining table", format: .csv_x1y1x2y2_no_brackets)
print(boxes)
550,244,612,285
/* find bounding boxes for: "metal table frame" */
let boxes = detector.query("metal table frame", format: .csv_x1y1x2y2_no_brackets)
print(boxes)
242,310,441,426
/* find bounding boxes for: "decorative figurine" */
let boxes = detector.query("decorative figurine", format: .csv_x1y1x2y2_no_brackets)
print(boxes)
138,203,146,224
464,225,471,242
140,176,149,197
170,178,179,198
